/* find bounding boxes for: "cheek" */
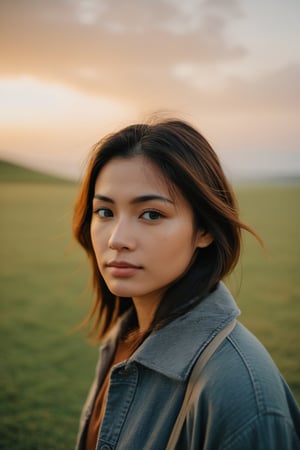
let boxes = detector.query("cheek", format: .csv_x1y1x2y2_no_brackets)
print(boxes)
154,227,196,262
90,224,104,255
90,223,96,248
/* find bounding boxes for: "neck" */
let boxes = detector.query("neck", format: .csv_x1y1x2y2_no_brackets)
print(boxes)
132,294,161,332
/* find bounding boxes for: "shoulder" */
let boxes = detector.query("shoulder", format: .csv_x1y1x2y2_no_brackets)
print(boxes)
186,322,300,448
200,322,295,415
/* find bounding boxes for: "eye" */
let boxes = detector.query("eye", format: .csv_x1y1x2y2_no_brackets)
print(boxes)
141,210,164,221
95,208,113,218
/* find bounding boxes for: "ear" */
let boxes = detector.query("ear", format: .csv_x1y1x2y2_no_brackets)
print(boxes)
195,230,214,249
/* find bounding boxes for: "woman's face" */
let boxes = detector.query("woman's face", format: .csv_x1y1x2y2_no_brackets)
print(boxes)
90,156,212,307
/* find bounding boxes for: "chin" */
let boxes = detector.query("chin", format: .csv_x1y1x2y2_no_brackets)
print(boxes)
106,284,136,298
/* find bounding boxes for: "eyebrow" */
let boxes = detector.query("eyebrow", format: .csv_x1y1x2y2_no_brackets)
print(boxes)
93,194,174,205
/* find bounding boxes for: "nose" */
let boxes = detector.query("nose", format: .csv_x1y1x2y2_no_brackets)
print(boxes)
108,219,136,251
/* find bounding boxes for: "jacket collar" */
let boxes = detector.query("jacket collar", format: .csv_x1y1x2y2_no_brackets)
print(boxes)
126,282,240,381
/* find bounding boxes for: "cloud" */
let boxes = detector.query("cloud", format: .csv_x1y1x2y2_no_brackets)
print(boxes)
171,63,300,111
224,64,300,111
0,0,299,151
0,0,246,99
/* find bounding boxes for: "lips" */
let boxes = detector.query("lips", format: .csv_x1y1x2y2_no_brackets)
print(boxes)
106,261,141,269
105,261,142,277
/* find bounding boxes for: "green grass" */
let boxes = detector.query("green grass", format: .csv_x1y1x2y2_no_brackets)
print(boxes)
0,162,299,449
230,183,300,398
0,165,97,449
0,160,73,184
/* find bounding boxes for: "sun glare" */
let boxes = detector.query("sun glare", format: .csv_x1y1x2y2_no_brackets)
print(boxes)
0,77,133,127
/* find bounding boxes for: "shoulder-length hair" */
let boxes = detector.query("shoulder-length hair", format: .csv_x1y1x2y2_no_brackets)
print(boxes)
73,119,261,341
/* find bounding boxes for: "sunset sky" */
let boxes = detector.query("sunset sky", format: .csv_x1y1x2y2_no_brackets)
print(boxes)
0,0,299,179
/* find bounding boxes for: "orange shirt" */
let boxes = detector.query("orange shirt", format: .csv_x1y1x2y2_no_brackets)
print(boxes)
85,332,142,450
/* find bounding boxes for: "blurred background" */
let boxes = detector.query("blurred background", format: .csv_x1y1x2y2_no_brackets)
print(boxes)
0,1,299,449
0,0,299,180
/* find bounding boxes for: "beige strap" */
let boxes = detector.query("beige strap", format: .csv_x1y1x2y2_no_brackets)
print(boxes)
166,319,237,450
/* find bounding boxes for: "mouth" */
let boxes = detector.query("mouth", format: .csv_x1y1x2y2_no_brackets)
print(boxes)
105,261,142,277
106,261,142,269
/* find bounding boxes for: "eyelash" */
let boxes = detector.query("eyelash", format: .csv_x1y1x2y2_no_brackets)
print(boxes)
140,210,165,221
94,208,113,218
93,208,165,221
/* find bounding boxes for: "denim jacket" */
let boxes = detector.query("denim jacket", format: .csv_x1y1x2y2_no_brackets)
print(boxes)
75,283,300,450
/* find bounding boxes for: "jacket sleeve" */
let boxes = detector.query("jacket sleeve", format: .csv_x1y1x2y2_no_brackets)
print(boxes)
223,413,300,450
180,329,300,450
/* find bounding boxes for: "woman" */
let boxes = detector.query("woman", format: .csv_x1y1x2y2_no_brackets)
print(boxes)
73,119,300,450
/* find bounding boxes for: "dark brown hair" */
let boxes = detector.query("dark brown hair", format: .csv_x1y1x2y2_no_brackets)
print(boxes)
73,118,261,340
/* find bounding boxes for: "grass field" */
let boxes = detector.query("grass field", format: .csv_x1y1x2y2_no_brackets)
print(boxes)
0,161,299,449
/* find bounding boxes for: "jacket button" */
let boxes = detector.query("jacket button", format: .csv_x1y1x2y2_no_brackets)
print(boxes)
100,445,111,450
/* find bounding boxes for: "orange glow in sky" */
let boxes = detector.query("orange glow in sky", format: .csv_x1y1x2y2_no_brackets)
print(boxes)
0,77,132,127
0,0,299,178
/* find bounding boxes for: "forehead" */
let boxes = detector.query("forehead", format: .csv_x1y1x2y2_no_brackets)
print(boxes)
94,156,172,195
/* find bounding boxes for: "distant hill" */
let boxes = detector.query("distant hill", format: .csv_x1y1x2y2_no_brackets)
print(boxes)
0,159,74,184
